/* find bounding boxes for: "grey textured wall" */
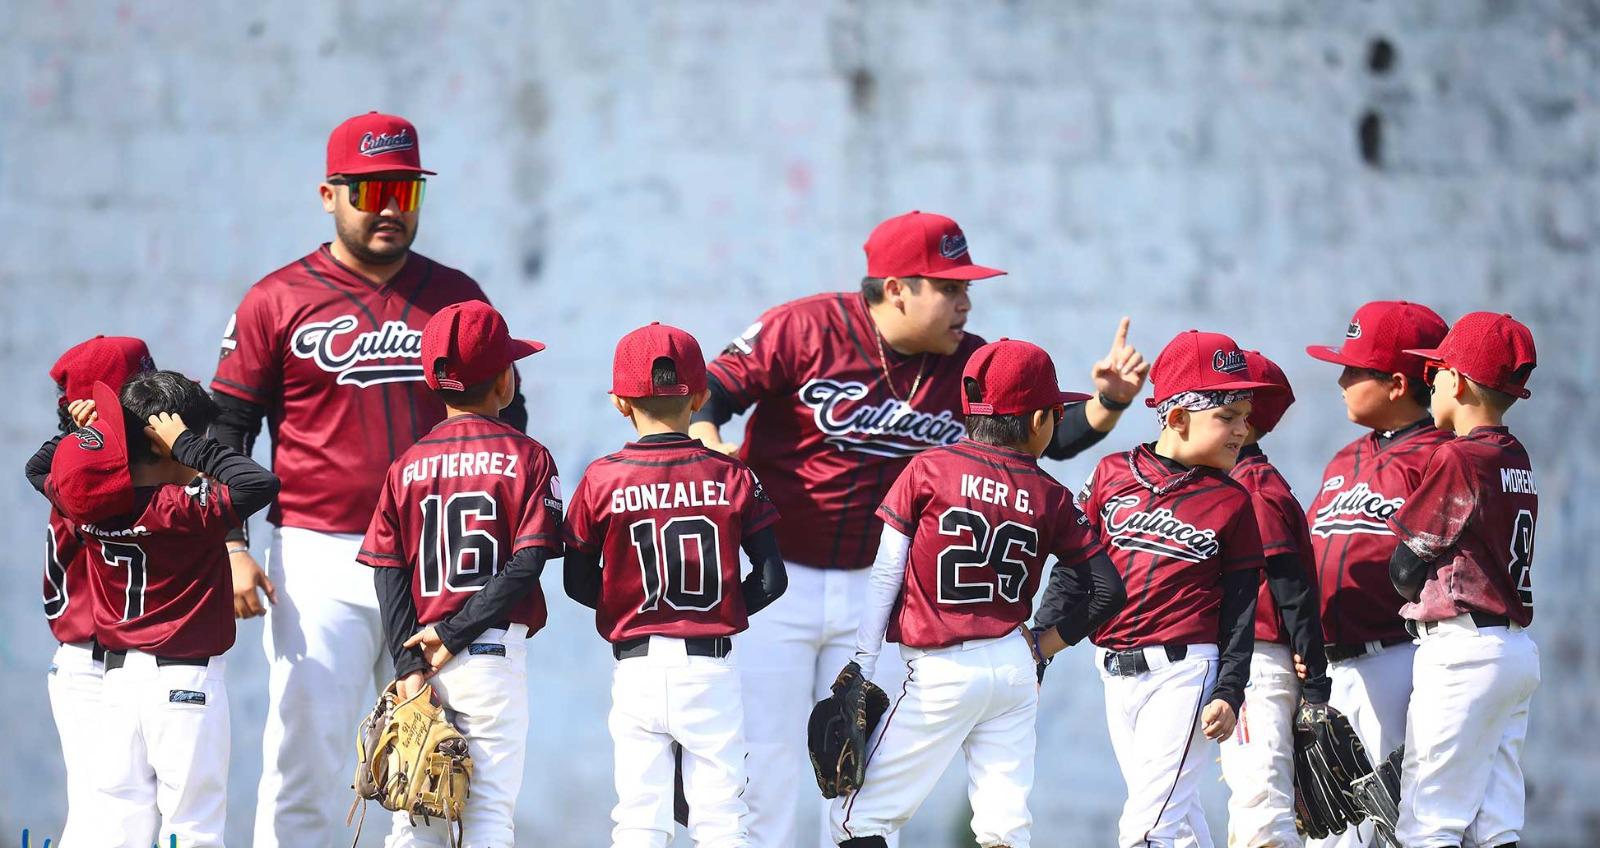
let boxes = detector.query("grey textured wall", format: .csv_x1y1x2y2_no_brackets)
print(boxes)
3,1,1597,844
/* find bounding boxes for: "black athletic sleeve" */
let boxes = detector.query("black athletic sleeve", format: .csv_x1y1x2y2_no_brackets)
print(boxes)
1263,552,1331,703
500,383,529,433
170,430,280,522
690,377,746,429
739,526,788,615
375,567,429,679
1042,402,1111,461
1389,543,1431,604
1033,550,1126,646
1209,569,1259,712
26,435,65,496
563,546,602,610
208,392,267,544
434,547,549,655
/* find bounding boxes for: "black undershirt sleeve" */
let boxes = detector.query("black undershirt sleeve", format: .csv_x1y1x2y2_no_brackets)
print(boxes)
208,392,268,544
739,527,788,616
1389,543,1430,605
1209,569,1259,712
26,435,65,496
434,547,550,655
1042,402,1111,461
375,566,429,679
690,377,745,429
563,546,603,610
170,430,280,522
1263,552,1331,703
1033,550,1126,646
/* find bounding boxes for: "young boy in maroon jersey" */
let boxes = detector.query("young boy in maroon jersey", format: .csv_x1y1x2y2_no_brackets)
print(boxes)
831,339,1124,848
562,321,787,848
24,335,156,846
1387,312,1540,848
1078,330,1271,848
1303,300,1451,848
357,300,561,846
34,371,278,848
1218,350,1332,847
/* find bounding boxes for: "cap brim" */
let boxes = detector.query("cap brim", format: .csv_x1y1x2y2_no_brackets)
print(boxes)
1305,344,1366,368
508,338,545,361
1143,380,1278,408
1401,347,1444,359
330,164,438,177
1060,391,1093,404
927,264,1007,281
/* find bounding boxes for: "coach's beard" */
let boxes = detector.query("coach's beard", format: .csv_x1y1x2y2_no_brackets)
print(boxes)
338,217,415,265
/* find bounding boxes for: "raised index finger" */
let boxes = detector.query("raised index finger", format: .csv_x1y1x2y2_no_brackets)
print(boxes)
1110,316,1131,353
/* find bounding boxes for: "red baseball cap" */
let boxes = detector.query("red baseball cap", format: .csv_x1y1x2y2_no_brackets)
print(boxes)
50,336,155,407
49,381,135,523
421,301,543,392
1146,330,1276,407
1405,311,1537,399
326,112,436,178
863,211,1006,281
961,339,1091,416
1305,300,1447,379
1241,350,1295,434
613,322,708,398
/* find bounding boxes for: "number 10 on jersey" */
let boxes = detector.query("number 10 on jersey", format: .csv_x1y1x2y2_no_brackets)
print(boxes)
628,517,723,613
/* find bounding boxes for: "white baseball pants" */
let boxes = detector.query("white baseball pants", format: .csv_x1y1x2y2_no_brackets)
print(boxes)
1396,617,1538,848
94,652,230,848
254,527,392,848
738,563,900,848
830,632,1039,848
48,640,104,846
385,625,531,848
611,636,749,848
1218,642,1302,848
1100,643,1220,848
1308,641,1414,848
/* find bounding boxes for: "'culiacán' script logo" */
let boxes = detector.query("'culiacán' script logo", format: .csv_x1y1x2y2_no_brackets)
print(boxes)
1310,482,1404,537
291,315,425,387
799,378,964,458
1100,495,1219,563
1211,349,1247,374
1346,319,1363,339
939,233,969,260
359,129,415,157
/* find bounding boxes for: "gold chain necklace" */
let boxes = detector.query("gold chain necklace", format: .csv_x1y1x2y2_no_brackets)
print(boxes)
874,331,931,403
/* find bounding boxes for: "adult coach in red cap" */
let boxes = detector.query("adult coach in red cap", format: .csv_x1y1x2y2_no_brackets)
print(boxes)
690,211,1149,847
208,111,528,847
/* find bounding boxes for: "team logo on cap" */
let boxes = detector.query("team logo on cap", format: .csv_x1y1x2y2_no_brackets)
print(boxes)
74,425,105,451
291,315,425,387
1346,320,1363,340
939,233,969,261
799,378,964,458
358,129,415,158
1211,349,1247,374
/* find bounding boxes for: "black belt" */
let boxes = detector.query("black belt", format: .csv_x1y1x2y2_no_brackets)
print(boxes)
1102,644,1187,677
1324,637,1412,662
103,650,210,673
1405,611,1511,639
613,636,732,661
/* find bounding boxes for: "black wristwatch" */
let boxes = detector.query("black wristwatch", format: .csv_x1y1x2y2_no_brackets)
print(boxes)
1097,391,1132,412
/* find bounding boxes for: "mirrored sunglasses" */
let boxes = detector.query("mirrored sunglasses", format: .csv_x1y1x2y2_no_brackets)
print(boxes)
336,178,426,213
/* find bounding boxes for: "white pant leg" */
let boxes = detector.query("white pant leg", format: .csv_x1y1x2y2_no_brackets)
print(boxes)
94,659,159,848
1308,642,1415,848
1102,646,1219,848
961,635,1039,848
147,658,230,848
254,527,389,848
1396,628,1538,848
48,641,104,846
385,626,530,848
673,652,750,848
610,655,676,848
1218,643,1302,848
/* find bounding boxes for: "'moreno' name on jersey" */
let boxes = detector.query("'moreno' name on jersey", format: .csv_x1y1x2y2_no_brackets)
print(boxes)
291,315,425,387
1100,495,1219,562
402,452,520,486
799,378,964,458
1310,482,1404,537
611,481,732,513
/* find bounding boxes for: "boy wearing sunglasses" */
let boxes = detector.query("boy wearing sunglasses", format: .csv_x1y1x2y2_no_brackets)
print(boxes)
208,111,528,847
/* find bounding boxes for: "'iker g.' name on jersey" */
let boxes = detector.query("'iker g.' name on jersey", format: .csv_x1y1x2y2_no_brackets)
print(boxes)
211,245,494,534
706,292,984,571
75,479,240,659
44,506,95,644
357,414,562,634
1389,426,1537,627
1080,446,1266,651
563,436,780,643
1307,422,1451,644
876,439,1102,649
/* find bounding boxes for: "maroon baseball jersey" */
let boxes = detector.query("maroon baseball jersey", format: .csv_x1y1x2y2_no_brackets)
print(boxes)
212,245,493,533
1081,446,1266,650
1231,451,1320,644
1389,426,1536,626
43,507,95,644
876,439,1101,649
707,292,984,571
564,436,780,642
357,414,562,634
1308,423,1452,644
73,479,239,658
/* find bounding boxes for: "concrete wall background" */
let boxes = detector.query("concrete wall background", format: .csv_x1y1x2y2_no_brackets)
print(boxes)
3,0,1597,844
